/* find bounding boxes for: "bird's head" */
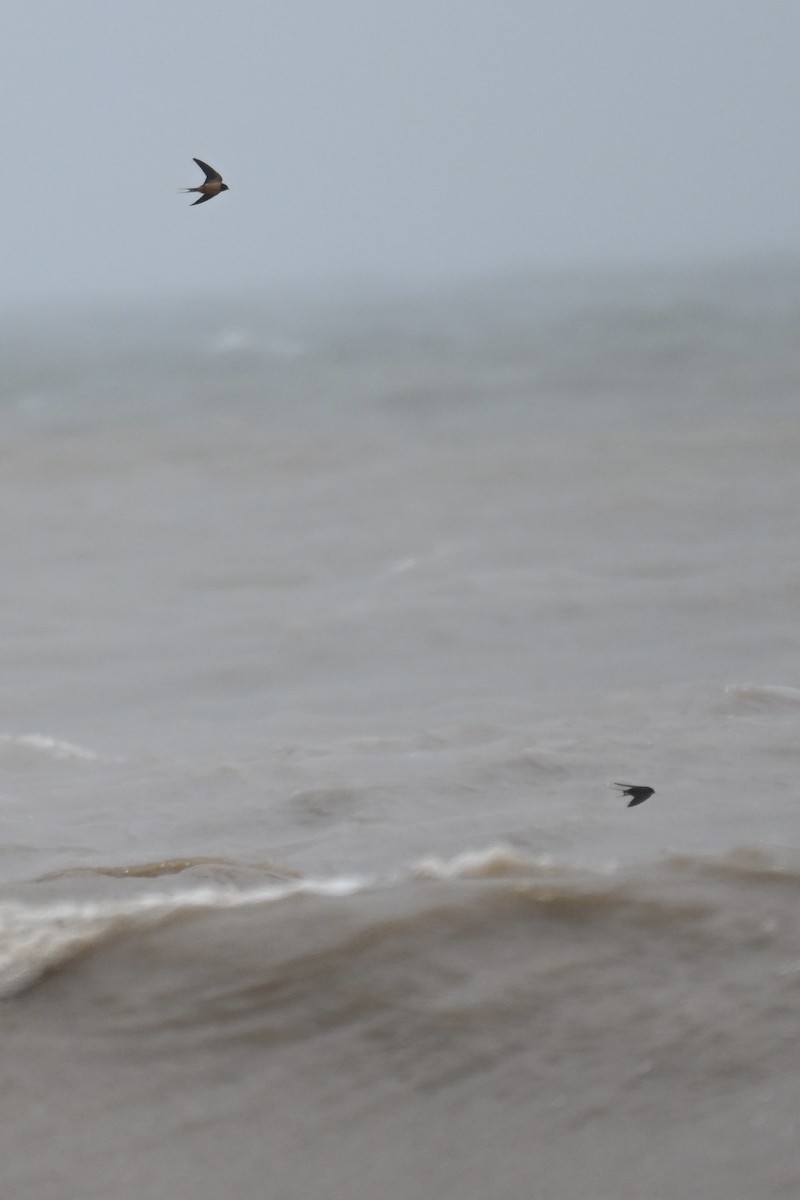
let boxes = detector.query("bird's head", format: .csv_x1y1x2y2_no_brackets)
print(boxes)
220,183,230,192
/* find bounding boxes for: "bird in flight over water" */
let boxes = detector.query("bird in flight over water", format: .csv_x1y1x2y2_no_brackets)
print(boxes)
613,783,655,807
181,158,229,205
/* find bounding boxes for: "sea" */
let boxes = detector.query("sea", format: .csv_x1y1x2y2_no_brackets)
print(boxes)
2,260,800,1198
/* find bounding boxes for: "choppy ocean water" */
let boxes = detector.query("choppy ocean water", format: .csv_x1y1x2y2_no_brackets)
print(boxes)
3,263,800,1197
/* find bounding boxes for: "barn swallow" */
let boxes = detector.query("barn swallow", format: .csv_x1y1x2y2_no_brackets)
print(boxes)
181,158,229,206
613,783,655,808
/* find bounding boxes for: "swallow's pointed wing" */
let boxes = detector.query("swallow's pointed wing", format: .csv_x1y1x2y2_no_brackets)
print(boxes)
191,192,215,205
193,158,223,183
626,787,654,807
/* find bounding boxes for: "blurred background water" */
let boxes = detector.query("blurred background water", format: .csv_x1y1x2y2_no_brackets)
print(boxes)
2,264,800,1197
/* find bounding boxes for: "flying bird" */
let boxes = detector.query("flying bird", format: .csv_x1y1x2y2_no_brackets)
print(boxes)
181,158,229,206
613,783,655,808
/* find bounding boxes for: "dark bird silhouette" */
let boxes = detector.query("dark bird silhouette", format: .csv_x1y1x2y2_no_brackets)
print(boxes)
613,783,655,807
181,158,229,206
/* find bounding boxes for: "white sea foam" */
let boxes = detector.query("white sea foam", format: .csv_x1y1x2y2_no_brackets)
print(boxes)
411,844,557,880
0,873,369,996
0,734,102,763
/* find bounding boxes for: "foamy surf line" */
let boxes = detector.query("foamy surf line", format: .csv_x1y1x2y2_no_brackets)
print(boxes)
0,845,584,997
0,733,103,762
4,842,799,1000
0,874,368,997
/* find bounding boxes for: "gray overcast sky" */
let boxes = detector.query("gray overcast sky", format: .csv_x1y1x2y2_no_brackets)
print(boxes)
3,0,800,305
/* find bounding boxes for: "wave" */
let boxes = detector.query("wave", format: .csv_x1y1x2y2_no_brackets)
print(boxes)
35,856,303,882
4,837,800,1200
413,844,557,879
0,733,103,764
4,843,800,1005
723,682,800,709
0,866,367,996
